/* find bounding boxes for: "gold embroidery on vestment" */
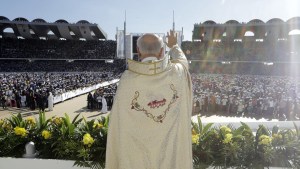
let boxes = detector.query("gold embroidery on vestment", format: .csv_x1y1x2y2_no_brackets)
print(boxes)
130,84,179,123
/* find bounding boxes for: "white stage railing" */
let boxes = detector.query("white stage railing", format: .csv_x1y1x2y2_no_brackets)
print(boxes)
192,115,300,130
53,79,119,104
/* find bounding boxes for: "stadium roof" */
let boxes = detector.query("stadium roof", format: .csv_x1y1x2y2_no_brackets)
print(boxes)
193,17,300,41
0,16,107,40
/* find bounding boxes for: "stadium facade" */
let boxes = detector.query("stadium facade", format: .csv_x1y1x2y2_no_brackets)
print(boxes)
192,17,300,41
0,16,107,40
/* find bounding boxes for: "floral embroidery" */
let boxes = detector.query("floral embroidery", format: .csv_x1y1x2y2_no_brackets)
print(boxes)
130,84,179,123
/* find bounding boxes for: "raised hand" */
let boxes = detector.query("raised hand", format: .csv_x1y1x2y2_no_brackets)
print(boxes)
166,30,177,48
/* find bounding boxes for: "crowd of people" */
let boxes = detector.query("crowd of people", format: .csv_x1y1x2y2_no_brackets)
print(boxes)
0,38,116,59
192,73,300,120
0,61,124,111
6,68,300,121
0,37,123,112
1,89,53,112
2,37,300,122
86,83,117,113
0,60,125,72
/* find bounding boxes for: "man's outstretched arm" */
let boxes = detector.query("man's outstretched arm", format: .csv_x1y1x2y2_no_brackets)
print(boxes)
166,30,188,68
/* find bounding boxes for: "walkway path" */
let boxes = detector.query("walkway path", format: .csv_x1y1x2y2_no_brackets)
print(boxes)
0,93,108,120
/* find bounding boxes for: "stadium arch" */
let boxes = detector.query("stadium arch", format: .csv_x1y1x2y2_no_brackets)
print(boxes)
13,17,29,22
248,19,264,24
266,18,284,24
32,18,47,23
0,17,107,40
246,19,265,39
225,20,240,24
224,27,241,39
286,17,300,24
55,19,69,24
203,20,217,25
223,20,242,39
77,20,90,24
0,16,9,21
30,19,50,38
265,18,286,41
286,17,300,34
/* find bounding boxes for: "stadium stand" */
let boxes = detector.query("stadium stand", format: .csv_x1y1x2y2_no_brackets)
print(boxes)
0,38,116,59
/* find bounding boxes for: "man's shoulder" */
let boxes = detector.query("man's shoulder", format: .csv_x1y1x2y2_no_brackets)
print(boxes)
170,59,188,71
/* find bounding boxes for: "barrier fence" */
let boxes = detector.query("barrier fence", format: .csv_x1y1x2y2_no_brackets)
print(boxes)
53,79,119,104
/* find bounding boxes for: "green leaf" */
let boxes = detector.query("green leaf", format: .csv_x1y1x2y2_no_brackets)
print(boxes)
192,121,199,134
104,115,109,128
257,125,270,136
240,122,251,130
233,125,245,136
202,123,214,137
293,122,299,138
197,115,202,133
272,125,279,135
72,113,82,125
64,113,71,126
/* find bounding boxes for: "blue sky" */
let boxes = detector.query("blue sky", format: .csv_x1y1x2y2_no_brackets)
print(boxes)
1,0,300,40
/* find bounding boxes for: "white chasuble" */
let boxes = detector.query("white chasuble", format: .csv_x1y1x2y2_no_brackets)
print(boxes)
105,45,193,169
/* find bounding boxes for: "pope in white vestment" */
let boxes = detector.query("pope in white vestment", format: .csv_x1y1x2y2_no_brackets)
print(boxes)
105,31,193,169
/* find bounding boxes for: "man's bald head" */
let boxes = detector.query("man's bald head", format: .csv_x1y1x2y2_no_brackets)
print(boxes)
137,33,164,59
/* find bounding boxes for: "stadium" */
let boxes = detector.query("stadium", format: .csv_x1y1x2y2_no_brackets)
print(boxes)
1,15,300,168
